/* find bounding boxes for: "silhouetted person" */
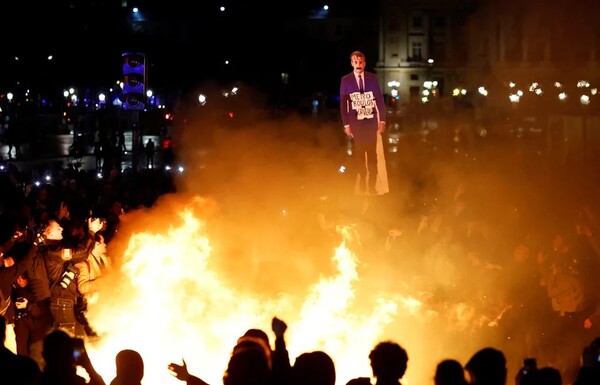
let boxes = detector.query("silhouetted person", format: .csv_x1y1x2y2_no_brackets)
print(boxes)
291,350,336,385
5,112,23,159
270,317,291,385
40,329,105,385
169,333,271,385
145,138,155,169
224,336,271,385
465,347,506,385
535,367,562,385
233,317,291,385
574,337,600,385
109,349,144,385
118,129,127,153
435,359,468,385
515,358,538,385
347,340,409,385
168,358,210,385
575,367,600,385
94,129,104,171
243,327,272,365
0,314,41,385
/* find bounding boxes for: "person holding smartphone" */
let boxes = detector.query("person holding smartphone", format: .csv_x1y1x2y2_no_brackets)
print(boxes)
40,329,105,385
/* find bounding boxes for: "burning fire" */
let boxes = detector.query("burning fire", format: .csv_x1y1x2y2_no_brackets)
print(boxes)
82,195,508,385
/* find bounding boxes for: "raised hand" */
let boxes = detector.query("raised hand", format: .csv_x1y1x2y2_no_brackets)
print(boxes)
168,358,190,382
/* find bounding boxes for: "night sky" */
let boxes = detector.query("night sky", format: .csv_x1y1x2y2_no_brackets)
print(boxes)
0,0,376,104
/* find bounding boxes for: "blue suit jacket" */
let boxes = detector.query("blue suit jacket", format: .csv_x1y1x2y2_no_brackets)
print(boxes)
339,70,386,144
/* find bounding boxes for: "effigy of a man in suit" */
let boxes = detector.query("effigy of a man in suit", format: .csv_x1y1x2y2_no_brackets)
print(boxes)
339,50,388,195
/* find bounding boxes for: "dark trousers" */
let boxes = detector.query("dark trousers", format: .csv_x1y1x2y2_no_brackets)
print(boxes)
50,297,84,336
17,300,53,370
354,141,377,194
14,315,51,356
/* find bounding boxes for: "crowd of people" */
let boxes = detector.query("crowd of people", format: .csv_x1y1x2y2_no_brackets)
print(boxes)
0,151,176,377
2,310,600,385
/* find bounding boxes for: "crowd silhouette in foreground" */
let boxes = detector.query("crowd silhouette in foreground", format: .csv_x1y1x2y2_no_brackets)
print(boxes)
3,313,600,385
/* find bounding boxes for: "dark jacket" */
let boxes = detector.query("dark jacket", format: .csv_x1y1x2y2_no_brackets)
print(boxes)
27,236,93,303
339,70,386,145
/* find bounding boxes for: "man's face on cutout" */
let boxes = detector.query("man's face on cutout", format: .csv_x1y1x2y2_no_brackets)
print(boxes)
351,55,365,73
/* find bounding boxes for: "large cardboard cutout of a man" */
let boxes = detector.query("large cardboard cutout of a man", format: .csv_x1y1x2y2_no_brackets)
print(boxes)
340,51,389,195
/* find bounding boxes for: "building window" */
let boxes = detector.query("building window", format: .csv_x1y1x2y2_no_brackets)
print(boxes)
412,16,422,28
410,74,419,81
412,42,422,60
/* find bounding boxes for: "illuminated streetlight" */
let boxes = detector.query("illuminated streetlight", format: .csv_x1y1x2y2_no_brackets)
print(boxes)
577,80,590,88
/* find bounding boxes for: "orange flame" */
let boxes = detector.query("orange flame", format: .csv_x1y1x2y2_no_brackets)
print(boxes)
82,196,507,385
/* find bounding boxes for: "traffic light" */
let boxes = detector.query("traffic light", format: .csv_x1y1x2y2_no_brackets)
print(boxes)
122,52,146,110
